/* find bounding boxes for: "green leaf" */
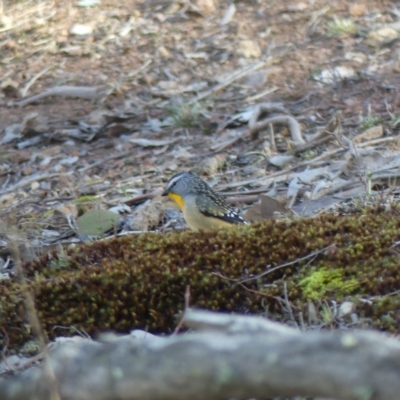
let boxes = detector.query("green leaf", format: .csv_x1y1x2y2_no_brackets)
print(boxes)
76,210,120,238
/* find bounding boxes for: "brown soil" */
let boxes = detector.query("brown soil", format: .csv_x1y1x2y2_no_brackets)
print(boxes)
1,0,400,236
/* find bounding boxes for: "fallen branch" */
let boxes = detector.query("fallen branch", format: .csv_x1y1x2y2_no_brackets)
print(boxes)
250,112,305,145
15,85,114,107
1,309,400,400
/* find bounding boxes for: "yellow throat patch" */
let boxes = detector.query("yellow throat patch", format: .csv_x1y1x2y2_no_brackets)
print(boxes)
168,193,185,210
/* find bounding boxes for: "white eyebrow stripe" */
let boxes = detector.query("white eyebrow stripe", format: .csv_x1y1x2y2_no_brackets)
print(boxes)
166,173,186,190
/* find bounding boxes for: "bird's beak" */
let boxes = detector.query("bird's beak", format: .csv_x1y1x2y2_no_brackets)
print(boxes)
161,189,168,196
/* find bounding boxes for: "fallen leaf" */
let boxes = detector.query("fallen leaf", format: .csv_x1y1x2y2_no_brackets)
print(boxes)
244,194,292,221
1,124,22,144
129,138,177,147
353,126,383,143
237,40,261,58
268,154,294,168
76,210,120,238
220,3,236,25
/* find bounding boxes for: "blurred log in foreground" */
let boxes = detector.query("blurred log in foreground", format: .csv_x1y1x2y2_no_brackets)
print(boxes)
1,309,400,400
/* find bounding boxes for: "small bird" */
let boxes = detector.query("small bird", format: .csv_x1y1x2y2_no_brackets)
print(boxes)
162,171,247,231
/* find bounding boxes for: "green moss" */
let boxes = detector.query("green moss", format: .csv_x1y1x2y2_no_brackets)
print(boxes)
1,205,400,349
299,266,359,300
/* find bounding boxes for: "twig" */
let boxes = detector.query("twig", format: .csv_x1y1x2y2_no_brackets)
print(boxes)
237,282,276,299
10,237,61,400
0,328,9,370
238,244,335,285
245,87,278,103
250,114,305,145
20,64,56,98
0,172,72,196
79,150,132,173
283,282,299,329
292,112,341,153
16,85,114,107
359,136,398,147
123,192,160,206
173,285,191,335
127,59,152,79
298,312,306,331
190,58,271,104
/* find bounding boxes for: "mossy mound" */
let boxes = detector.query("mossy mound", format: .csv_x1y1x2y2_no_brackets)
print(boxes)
1,205,400,348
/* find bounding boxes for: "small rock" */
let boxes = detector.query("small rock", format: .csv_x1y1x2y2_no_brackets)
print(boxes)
344,51,367,64
22,166,33,176
31,181,40,191
338,301,356,318
315,66,355,84
158,46,170,58
194,0,215,15
196,155,227,176
366,27,399,48
60,46,84,56
78,0,101,6
237,40,261,58
349,4,368,17
129,200,164,231
69,23,93,36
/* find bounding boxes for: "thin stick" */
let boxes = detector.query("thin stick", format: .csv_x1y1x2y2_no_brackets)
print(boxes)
283,282,299,329
0,172,72,196
79,150,132,173
173,285,191,335
238,244,335,285
190,58,270,104
245,87,278,103
20,64,56,98
16,85,113,107
10,237,61,400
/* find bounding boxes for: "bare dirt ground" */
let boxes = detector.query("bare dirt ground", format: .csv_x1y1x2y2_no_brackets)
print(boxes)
1,0,400,251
